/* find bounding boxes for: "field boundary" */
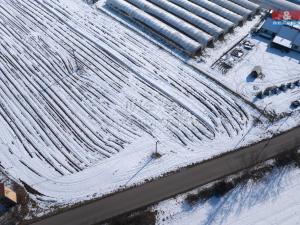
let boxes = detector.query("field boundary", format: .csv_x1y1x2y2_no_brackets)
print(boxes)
30,125,300,225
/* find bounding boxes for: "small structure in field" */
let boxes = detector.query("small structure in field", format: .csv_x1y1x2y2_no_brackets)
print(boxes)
0,183,17,206
250,65,264,80
253,65,262,75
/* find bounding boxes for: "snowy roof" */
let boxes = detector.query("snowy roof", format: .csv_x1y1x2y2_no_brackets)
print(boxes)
230,0,260,12
169,0,235,32
272,25,299,48
125,0,213,46
190,0,244,24
107,0,203,55
273,35,292,48
209,0,253,18
261,0,300,10
147,0,224,39
107,0,259,55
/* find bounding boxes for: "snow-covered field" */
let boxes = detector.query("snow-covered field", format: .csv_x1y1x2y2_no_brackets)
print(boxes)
0,0,299,211
0,0,258,202
155,161,300,225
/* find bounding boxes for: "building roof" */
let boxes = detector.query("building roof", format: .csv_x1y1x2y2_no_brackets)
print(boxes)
276,25,299,40
293,33,300,46
272,25,300,48
273,35,293,48
261,17,281,34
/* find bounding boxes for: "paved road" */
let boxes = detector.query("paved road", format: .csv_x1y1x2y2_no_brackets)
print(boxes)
31,126,300,225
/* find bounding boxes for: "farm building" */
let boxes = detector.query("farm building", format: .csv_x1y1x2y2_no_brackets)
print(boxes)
272,25,299,50
0,184,17,207
259,16,300,53
107,0,260,56
259,17,281,39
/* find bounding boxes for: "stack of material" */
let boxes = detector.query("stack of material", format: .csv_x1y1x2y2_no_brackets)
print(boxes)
0,183,17,206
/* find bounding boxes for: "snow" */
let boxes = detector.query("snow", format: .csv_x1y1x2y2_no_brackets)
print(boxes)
154,162,300,225
190,0,244,24
207,35,300,115
209,0,253,18
0,0,258,204
230,0,260,12
168,0,235,32
119,0,213,45
141,0,224,39
260,0,300,10
107,0,203,55
0,0,299,212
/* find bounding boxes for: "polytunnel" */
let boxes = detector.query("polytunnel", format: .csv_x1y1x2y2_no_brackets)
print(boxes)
209,0,253,19
169,0,234,32
230,0,260,13
260,0,300,10
190,0,244,25
107,0,203,55
125,0,214,47
147,0,224,39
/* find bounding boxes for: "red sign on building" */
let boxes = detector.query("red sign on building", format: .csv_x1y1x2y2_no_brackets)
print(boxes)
272,10,300,21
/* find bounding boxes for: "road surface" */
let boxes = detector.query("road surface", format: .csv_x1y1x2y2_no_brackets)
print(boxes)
30,125,300,225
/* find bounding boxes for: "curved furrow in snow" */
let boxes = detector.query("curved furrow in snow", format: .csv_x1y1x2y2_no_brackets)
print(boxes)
0,0,258,199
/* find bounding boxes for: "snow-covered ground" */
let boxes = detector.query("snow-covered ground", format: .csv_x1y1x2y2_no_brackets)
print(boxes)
0,0,257,203
206,35,300,115
102,0,300,116
154,161,300,225
0,0,299,211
